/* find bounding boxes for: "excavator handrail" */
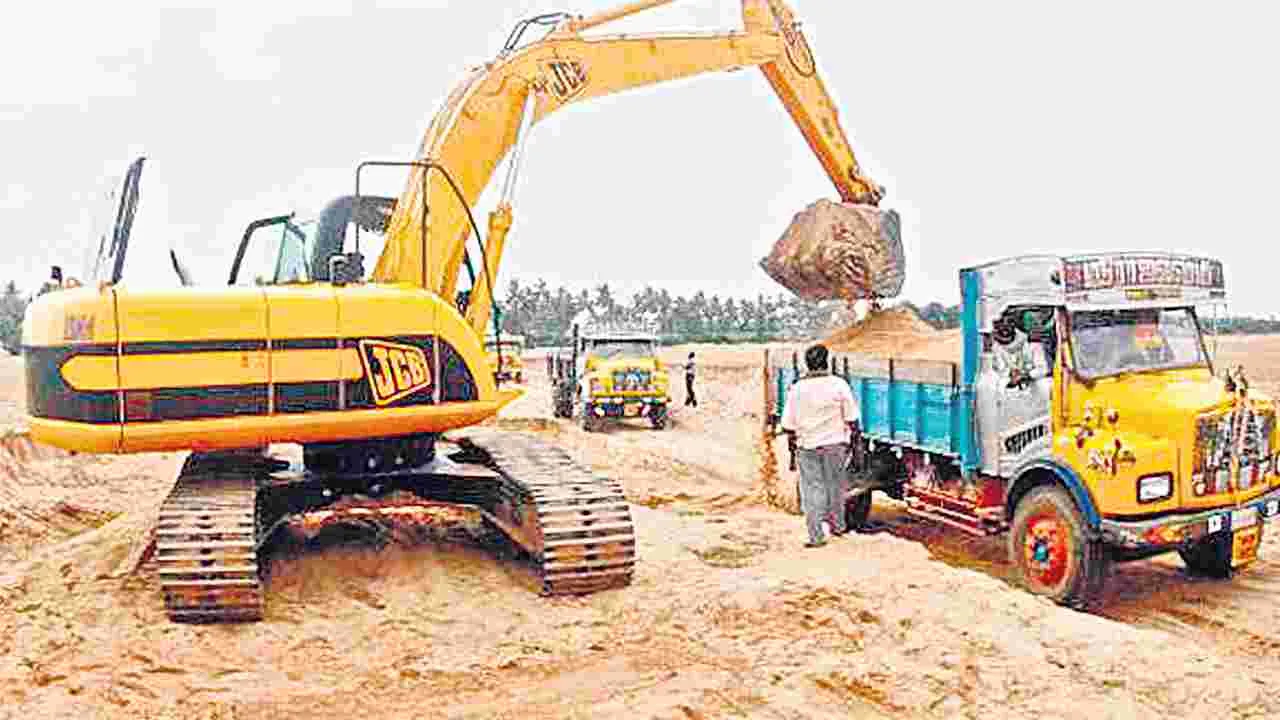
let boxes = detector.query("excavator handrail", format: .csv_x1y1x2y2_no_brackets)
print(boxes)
354,159,500,339
501,12,573,55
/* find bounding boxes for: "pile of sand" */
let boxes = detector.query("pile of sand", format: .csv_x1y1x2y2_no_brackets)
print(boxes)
821,306,961,362
0,431,172,572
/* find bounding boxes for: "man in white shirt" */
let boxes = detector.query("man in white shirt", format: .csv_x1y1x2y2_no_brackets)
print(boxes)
781,343,860,548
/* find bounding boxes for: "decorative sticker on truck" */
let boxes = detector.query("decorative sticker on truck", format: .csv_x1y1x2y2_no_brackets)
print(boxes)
1192,403,1274,496
1062,254,1224,294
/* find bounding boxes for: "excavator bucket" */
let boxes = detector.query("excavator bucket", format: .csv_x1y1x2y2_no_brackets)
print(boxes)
760,199,904,302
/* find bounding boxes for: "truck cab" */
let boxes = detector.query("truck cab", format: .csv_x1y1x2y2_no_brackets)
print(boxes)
484,334,525,384
768,252,1280,608
549,327,670,431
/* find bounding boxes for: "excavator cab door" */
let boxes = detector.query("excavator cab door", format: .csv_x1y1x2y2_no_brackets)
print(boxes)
229,214,310,286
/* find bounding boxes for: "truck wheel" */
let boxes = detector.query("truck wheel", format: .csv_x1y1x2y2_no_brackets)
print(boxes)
650,409,668,430
581,409,596,432
1178,533,1233,578
845,491,872,531
1009,485,1108,609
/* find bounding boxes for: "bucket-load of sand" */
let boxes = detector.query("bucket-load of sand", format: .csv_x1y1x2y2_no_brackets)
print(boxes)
759,199,905,302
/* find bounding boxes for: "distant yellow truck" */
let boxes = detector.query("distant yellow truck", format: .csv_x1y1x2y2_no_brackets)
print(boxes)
550,326,670,431
484,334,525,384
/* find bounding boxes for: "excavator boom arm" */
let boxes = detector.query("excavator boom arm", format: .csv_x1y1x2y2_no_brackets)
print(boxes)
373,0,883,332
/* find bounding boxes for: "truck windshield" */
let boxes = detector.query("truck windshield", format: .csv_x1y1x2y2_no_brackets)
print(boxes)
1070,307,1207,378
588,340,655,359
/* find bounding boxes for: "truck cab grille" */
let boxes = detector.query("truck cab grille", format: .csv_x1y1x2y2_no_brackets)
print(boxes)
1192,407,1274,496
612,370,653,392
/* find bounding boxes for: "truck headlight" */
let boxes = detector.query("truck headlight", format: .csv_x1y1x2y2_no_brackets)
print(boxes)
1137,473,1173,503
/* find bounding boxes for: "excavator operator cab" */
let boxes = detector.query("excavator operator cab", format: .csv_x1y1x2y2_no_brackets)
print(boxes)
229,214,313,286
228,195,397,288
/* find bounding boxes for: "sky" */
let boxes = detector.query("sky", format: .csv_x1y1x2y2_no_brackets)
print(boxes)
2,1,1278,315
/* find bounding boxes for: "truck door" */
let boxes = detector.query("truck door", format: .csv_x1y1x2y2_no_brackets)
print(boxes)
979,306,1057,476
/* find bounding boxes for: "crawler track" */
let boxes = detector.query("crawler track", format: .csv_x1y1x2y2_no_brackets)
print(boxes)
149,431,636,622
458,431,637,595
154,455,272,623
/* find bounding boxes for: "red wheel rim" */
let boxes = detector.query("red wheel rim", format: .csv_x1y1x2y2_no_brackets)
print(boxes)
1023,511,1072,589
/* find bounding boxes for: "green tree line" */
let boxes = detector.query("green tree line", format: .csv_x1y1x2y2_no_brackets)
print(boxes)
0,282,28,355
494,280,844,346
900,301,962,330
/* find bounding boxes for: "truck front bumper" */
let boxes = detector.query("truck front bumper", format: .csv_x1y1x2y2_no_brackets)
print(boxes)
1100,485,1280,550
588,397,667,418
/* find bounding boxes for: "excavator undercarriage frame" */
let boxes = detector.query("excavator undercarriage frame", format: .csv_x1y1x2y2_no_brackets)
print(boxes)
156,430,636,622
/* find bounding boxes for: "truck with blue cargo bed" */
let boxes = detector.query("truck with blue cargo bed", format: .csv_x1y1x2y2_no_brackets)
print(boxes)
767,252,1280,608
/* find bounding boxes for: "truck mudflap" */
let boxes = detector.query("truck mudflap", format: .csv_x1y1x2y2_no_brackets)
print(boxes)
1100,486,1280,553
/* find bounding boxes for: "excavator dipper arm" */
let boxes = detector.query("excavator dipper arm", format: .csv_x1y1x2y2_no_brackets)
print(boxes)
374,0,891,334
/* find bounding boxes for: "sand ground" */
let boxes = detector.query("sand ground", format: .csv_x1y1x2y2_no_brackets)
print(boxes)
4,327,1280,719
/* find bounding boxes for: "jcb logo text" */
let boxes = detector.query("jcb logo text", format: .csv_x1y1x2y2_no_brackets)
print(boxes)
358,339,433,405
535,59,588,101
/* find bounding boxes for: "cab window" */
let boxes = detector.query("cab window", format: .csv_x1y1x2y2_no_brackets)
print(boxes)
1070,307,1207,378
232,217,312,286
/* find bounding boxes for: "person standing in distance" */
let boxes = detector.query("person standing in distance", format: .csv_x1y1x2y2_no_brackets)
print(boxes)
781,343,859,548
37,266,63,297
683,351,697,407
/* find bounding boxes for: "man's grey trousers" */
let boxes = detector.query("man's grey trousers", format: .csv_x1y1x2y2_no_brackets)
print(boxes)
797,443,849,543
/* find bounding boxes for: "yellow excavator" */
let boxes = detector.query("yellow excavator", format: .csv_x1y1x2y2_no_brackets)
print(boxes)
22,0,900,622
